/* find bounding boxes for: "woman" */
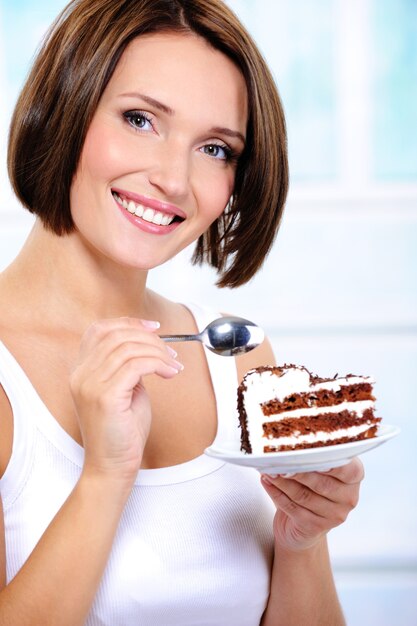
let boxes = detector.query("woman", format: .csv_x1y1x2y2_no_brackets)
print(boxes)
0,1,363,624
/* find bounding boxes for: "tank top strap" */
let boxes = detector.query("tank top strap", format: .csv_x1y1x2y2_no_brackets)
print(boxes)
183,303,240,445
0,341,38,508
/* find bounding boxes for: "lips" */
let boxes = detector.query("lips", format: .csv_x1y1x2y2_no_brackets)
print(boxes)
111,188,186,229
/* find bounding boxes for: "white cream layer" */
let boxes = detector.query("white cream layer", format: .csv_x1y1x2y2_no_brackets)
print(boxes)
252,422,373,454
243,367,374,405
260,400,374,422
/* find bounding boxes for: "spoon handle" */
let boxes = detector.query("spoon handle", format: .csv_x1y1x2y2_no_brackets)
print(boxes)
160,334,199,343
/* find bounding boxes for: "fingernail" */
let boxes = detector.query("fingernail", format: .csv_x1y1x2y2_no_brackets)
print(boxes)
166,346,178,358
141,319,160,329
282,472,295,478
171,360,184,372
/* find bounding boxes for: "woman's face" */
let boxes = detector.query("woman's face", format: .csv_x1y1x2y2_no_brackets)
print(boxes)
70,32,248,270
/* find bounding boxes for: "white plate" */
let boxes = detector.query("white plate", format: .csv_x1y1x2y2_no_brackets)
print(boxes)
204,424,400,474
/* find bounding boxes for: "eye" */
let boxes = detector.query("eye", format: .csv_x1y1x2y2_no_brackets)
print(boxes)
201,143,235,162
123,110,154,131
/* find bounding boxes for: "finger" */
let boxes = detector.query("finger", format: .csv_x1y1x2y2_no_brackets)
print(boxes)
289,466,363,509
73,341,182,392
261,474,354,524
265,459,364,502
317,457,365,485
98,341,183,383
261,476,328,535
72,349,182,408
79,317,160,356
105,354,183,397
272,467,361,505
77,326,171,373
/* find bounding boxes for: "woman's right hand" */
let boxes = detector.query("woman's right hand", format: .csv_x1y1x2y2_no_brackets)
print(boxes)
70,317,183,485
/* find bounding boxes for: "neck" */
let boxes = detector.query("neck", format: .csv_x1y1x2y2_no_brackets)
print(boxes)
2,219,154,334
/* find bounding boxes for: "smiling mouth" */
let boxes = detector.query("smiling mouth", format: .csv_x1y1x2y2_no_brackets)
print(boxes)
112,191,184,227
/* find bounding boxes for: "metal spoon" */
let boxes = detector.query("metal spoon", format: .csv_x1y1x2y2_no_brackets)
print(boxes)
160,316,264,356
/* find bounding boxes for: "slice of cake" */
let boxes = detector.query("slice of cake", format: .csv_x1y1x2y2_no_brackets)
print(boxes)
237,364,381,453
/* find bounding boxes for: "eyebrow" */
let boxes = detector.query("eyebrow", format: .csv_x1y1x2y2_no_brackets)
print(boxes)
119,91,246,146
120,92,174,115
210,126,246,146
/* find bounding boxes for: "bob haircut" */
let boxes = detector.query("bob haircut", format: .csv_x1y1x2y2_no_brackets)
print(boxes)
8,0,288,288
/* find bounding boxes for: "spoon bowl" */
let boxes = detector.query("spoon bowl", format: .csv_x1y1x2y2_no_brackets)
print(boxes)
160,316,264,356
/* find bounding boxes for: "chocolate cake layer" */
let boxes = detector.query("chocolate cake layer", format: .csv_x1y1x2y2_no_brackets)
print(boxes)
262,408,378,439
261,384,375,416
264,425,379,452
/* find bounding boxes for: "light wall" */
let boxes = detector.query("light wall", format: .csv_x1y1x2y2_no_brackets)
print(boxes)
1,1,416,624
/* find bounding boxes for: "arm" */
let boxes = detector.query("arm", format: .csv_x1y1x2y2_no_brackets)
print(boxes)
0,471,134,625
237,339,362,626
261,536,343,626
260,460,364,626
259,465,356,626
0,317,182,626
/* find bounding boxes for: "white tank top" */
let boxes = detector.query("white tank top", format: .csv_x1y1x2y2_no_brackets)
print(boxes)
0,303,275,626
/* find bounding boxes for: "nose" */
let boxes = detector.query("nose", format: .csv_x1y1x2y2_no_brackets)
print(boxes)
148,140,190,200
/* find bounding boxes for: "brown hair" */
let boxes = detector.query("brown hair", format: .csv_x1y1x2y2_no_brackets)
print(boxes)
8,0,288,288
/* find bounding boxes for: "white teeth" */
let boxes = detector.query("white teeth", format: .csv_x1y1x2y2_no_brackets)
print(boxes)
113,192,177,227
142,208,155,223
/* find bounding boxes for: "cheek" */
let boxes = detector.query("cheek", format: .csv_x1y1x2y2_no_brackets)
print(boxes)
196,166,235,220
208,176,234,220
79,121,131,183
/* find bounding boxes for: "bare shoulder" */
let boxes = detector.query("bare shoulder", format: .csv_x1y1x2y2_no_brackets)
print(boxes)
218,311,276,382
235,335,276,383
0,495,5,589
0,385,13,479
146,290,197,334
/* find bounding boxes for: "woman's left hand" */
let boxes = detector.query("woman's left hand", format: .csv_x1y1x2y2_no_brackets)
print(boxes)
261,457,364,552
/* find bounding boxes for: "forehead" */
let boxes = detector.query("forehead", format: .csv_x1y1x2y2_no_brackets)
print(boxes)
102,31,248,130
